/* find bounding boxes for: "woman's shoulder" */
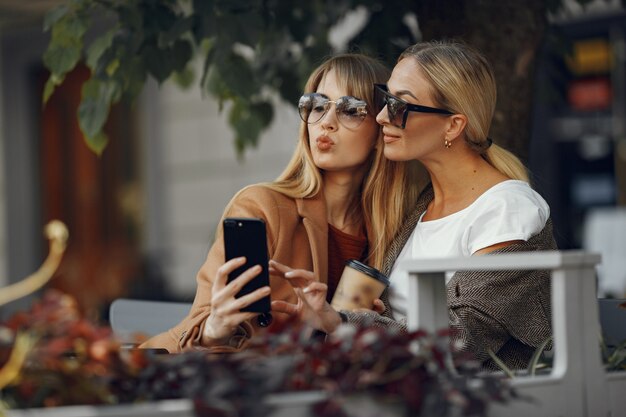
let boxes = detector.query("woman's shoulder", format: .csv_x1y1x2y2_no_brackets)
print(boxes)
478,180,549,216
458,180,550,253
233,184,296,205
225,183,299,221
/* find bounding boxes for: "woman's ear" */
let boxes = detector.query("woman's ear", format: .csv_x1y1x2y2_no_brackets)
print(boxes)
446,114,467,141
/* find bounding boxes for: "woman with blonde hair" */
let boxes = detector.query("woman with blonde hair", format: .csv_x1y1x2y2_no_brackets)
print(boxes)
278,41,556,371
141,53,422,352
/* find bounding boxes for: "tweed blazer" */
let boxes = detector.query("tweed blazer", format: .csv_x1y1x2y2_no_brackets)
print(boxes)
141,184,379,353
348,184,557,370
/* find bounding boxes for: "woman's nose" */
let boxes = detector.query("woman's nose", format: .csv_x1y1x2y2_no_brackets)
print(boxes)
320,106,338,131
375,105,389,126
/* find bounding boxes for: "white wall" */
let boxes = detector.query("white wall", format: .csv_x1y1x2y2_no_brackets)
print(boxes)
148,77,299,298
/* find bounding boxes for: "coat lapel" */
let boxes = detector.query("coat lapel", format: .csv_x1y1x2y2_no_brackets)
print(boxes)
296,192,329,284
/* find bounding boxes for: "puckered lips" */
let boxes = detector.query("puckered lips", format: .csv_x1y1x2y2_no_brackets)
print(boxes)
315,135,334,151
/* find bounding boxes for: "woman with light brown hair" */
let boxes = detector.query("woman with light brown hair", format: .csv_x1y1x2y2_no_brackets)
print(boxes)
141,53,423,352
279,41,556,371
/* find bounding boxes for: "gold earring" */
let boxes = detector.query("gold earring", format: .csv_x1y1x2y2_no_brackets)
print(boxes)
444,138,451,148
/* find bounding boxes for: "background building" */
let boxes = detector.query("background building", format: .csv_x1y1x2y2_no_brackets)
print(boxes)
0,0,624,319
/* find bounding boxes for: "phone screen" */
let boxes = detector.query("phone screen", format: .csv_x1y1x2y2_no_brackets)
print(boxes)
223,217,271,313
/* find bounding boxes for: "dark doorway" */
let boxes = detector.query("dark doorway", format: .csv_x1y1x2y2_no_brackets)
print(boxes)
39,64,142,319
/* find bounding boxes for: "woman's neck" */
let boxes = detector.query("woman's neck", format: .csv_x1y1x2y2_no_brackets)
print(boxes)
323,171,364,235
423,150,508,220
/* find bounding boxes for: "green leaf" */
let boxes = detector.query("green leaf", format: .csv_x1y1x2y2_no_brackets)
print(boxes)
218,12,263,46
78,79,114,139
228,98,271,154
217,53,257,98
106,59,120,77
43,44,81,75
84,131,109,156
122,57,148,100
141,42,172,83
171,40,193,73
199,38,217,90
147,2,177,33
43,78,57,104
51,13,88,44
215,0,262,14
42,73,65,104
43,4,69,32
86,31,115,71
205,73,225,110
173,67,195,90
159,15,194,45
251,101,274,127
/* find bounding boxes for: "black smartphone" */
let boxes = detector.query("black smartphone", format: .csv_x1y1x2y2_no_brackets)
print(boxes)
223,217,271,315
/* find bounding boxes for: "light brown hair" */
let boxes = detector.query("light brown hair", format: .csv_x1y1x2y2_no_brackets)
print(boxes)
399,41,529,181
264,54,424,269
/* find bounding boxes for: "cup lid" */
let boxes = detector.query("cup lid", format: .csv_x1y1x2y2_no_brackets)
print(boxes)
344,259,390,286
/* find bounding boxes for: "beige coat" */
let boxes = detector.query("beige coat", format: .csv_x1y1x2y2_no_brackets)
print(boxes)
141,184,371,353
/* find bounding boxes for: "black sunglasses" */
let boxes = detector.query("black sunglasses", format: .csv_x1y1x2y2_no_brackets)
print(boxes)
374,84,453,129
298,93,369,129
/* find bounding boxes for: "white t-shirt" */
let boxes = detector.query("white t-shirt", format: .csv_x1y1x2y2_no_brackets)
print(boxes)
388,180,550,319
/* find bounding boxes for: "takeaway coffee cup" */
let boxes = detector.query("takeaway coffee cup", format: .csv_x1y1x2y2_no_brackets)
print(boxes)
330,259,390,311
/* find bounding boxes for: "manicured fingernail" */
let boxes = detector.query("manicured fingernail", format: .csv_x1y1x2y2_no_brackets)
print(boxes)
284,271,293,277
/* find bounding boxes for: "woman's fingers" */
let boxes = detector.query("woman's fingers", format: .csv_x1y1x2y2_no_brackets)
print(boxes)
372,299,386,314
214,257,247,291
268,259,291,275
302,282,327,294
222,264,263,298
284,270,316,288
270,260,317,288
228,286,271,313
271,300,299,315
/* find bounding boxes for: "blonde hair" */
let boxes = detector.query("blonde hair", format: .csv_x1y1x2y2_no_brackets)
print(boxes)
263,54,423,269
399,41,529,182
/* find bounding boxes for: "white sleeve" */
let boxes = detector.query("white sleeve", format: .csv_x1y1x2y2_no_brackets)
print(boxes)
466,188,549,254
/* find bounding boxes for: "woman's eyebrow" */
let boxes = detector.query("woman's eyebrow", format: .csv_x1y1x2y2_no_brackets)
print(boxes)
395,89,418,101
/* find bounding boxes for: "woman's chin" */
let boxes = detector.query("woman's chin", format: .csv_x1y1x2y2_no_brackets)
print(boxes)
383,145,408,162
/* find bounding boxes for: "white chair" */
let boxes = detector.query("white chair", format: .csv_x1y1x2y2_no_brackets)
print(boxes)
400,250,626,417
109,298,192,344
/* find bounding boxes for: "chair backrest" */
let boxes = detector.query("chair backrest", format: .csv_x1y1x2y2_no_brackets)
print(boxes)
598,298,626,348
109,298,192,343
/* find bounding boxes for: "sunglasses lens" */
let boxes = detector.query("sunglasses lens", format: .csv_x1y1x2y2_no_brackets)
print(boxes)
336,97,368,129
375,85,407,128
387,97,406,127
299,94,327,124
299,94,367,128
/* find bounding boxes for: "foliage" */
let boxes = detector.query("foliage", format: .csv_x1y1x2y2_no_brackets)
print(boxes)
0,290,517,416
42,0,418,156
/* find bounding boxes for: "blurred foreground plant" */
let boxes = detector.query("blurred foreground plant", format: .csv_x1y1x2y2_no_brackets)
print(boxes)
0,289,517,417
0,219,517,415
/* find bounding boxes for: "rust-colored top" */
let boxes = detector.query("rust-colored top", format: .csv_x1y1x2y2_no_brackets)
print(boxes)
326,224,367,302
